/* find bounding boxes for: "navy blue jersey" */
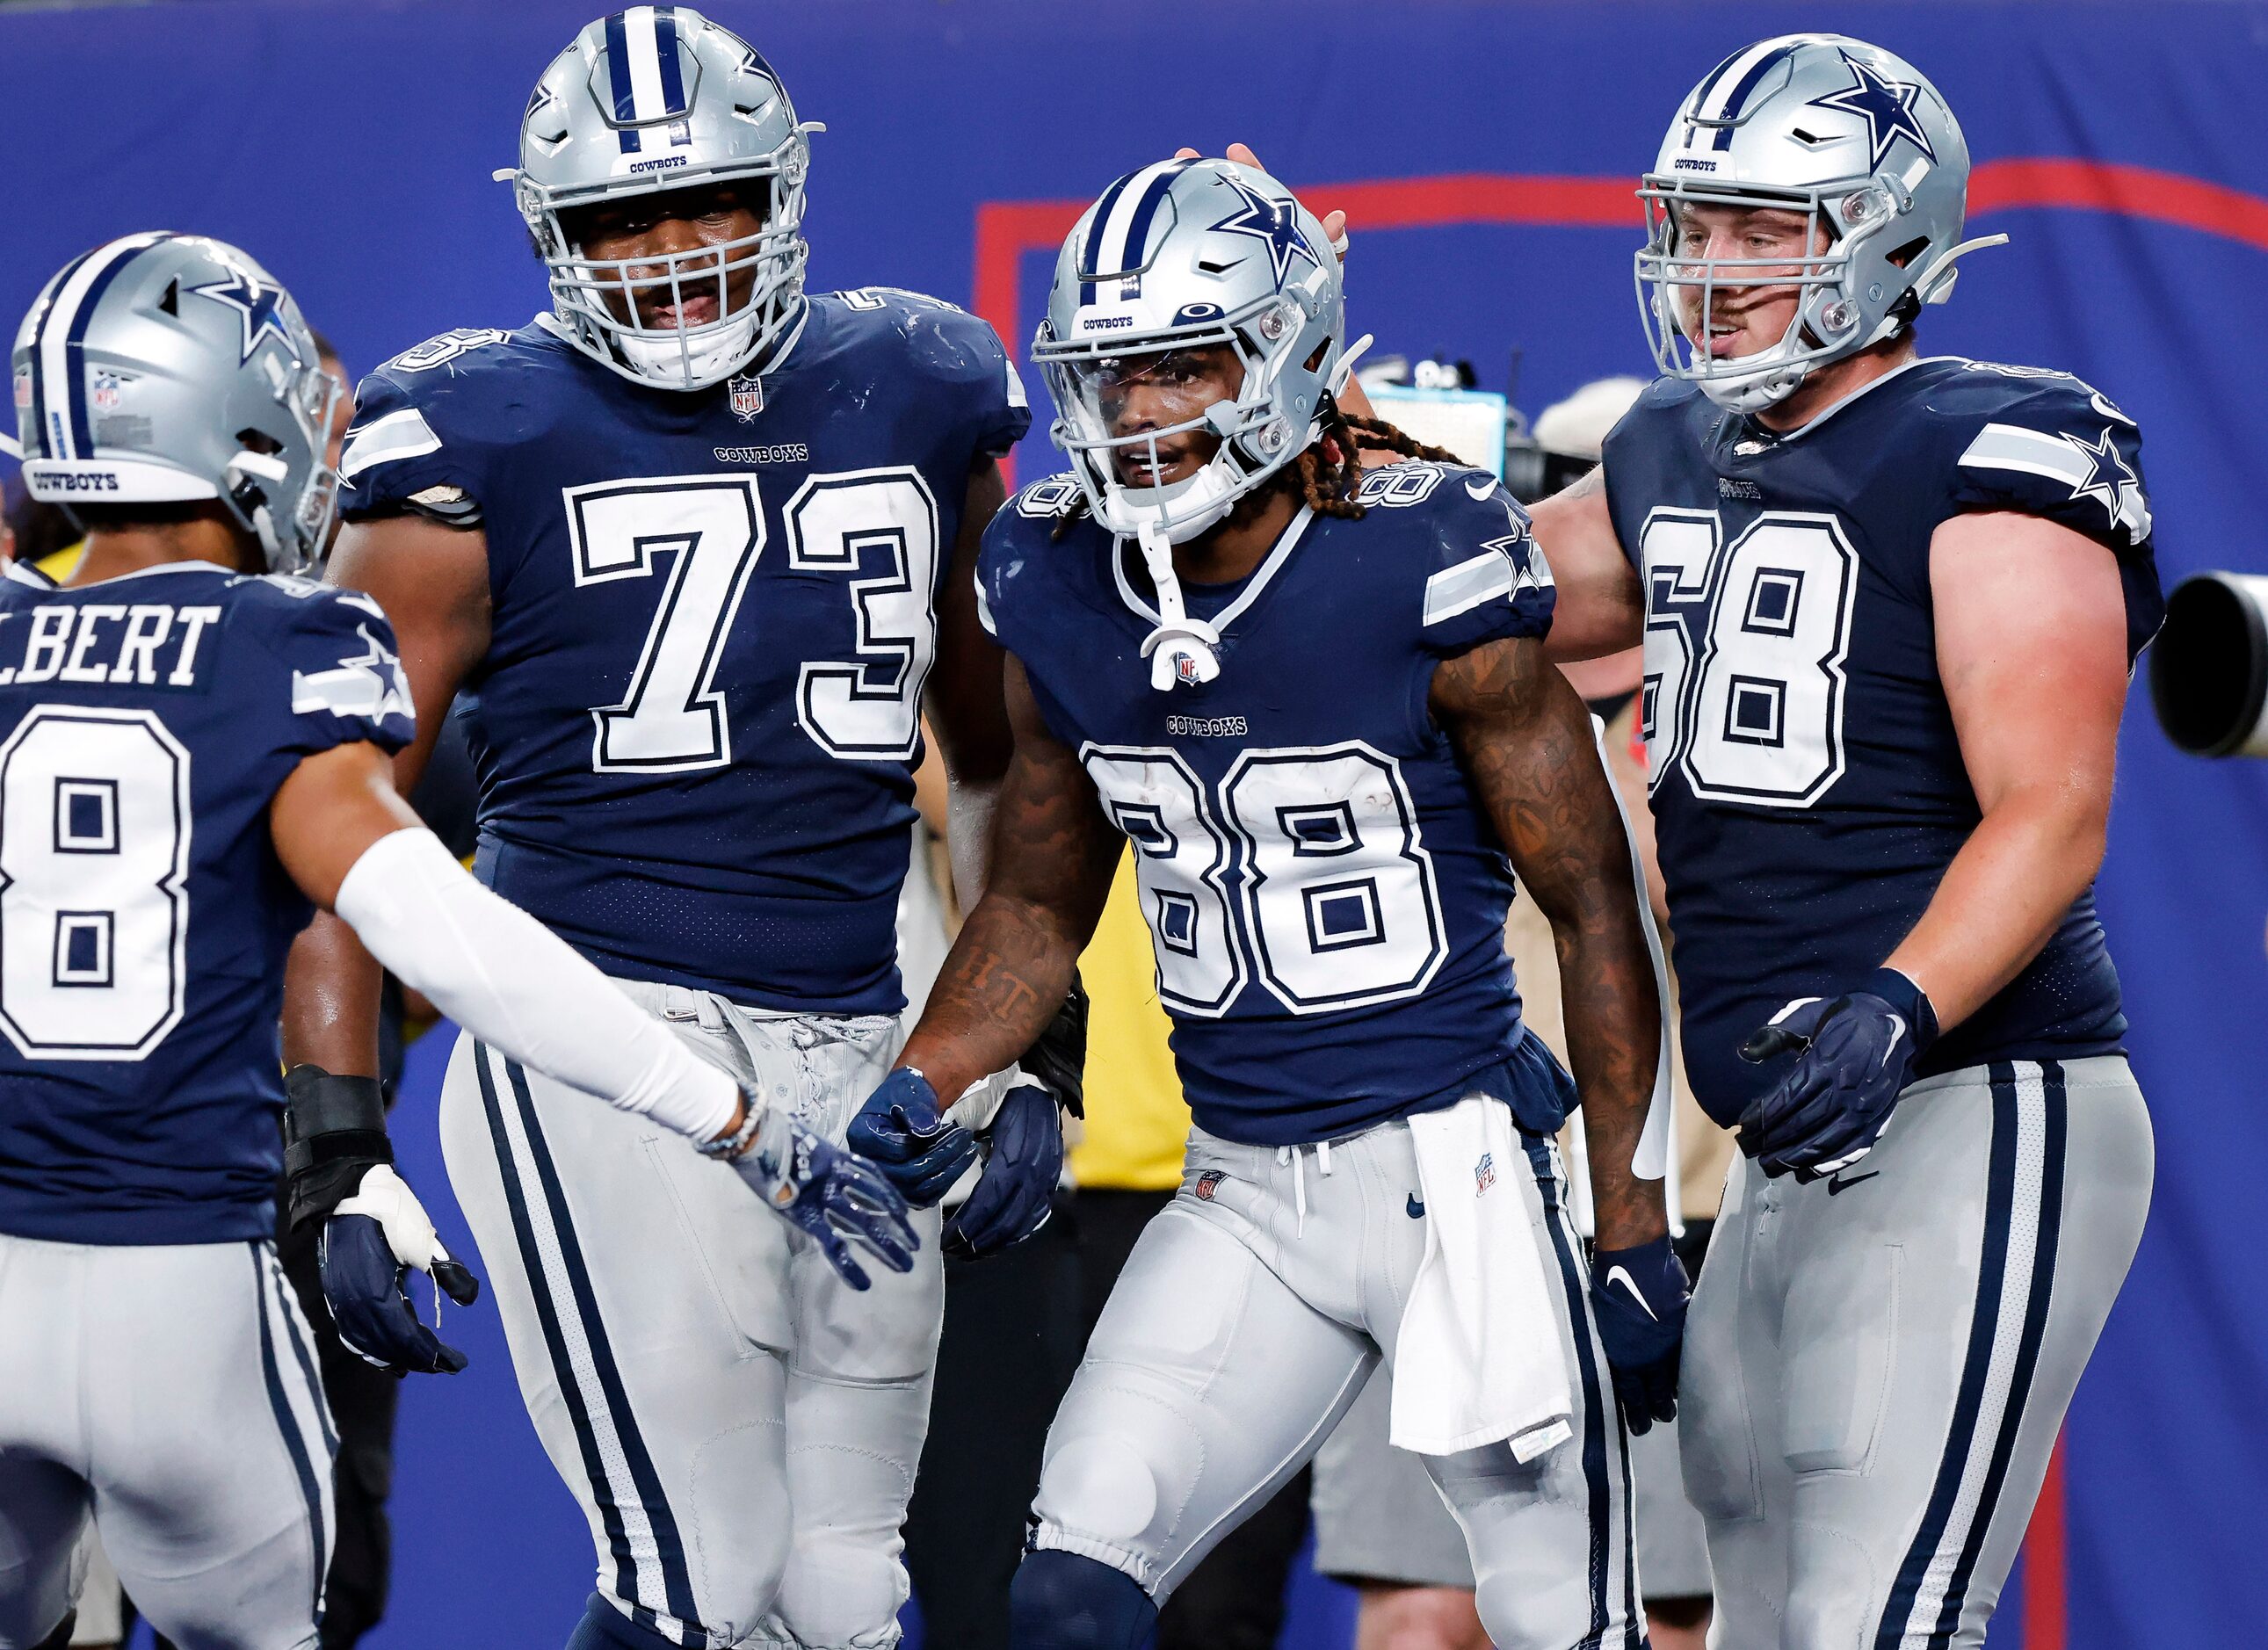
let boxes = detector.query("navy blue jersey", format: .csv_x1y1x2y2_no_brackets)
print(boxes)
0,562,415,1243
981,462,1557,1145
338,290,1029,1012
1602,357,2164,1123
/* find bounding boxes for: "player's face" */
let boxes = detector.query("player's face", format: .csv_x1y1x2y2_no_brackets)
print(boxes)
1670,201,1828,361
563,183,768,332
1082,344,1244,488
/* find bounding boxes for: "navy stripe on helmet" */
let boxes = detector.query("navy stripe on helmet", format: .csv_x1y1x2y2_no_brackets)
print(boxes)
481,1046,714,1647
653,6,688,116
62,241,151,458
1873,1062,2027,1648
1687,45,1754,118
1926,1062,2068,1643
1711,43,1800,148
1522,1133,1619,1650
605,11,642,153
1078,167,1144,303
1114,157,1196,282
252,1242,330,1621
21,246,101,462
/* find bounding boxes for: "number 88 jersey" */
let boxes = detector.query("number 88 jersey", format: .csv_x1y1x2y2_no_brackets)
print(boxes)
1601,358,2165,1124
338,291,1029,1014
980,461,1558,1147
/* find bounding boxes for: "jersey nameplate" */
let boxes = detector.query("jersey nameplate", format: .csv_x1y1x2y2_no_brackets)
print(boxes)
0,602,224,691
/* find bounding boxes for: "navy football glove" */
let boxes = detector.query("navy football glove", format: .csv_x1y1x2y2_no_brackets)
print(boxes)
1737,969,1938,1181
733,1113,917,1292
944,1082,1064,1260
847,1068,979,1207
318,1165,482,1376
1589,1234,1689,1434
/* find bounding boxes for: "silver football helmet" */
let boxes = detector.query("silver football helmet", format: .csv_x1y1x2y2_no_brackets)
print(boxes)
498,6,821,392
1635,34,2003,412
1033,157,1344,689
11,232,341,572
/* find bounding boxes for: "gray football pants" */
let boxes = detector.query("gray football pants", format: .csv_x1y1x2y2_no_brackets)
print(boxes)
1683,1054,2152,1649
438,987,944,1650
0,1235,334,1650
1033,1117,1641,1650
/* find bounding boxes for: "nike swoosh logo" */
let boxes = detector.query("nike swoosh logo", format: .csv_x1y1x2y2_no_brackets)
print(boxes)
1877,1014,1907,1073
1827,1169,1881,1196
1406,1192,1425,1219
1603,1265,1657,1321
1464,475,1496,501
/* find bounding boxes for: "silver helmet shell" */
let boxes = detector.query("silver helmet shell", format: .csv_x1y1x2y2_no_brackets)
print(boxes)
11,233,340,573
1635,34,1985,413
1033,157,1344,547
501,6,818,392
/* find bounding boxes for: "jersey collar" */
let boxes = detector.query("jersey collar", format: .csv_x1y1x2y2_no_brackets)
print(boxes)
1731,352,1938,450
1109,504,1315,636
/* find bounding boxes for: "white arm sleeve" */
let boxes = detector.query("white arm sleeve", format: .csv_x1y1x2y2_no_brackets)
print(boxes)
333,828,738,1144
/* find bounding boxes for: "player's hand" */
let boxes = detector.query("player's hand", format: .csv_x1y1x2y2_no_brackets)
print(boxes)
1589,1234,1689,1434
1737,970,1938,1180
1172,143,1349,259
733,1113,918,1292
318,1164,482,1376
847,1067,979,1206
944,1082,1065,1260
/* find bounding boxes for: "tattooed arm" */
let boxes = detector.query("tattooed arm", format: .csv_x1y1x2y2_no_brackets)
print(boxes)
897,654,1122,1103
1431,634,1667,1250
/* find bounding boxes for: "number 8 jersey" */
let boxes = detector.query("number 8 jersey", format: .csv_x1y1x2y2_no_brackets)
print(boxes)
979,462,1557,1146
339,291,1029,1013
1601,358,2166,1123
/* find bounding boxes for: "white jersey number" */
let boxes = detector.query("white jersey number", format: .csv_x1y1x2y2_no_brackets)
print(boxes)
0,707,192,1060
1640,509,1859,807
571,469,939,772
1084,741,1445,1017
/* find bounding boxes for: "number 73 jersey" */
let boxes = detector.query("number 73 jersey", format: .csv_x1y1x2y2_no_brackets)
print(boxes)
338,292,1029,1013
1601,358,2166,1123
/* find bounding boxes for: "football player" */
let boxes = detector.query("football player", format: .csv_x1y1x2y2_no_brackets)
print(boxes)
854,156,1684,1650
280,11,1057,1649
1515,34,2162,1646
0,233,908,1650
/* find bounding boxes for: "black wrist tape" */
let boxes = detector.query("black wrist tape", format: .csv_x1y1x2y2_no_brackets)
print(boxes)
282,1066,395,1230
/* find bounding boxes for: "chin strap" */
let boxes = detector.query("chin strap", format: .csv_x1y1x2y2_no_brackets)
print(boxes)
1133,518,1221,691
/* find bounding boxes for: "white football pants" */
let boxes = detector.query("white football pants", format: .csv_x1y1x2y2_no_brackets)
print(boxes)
438,984,943,1650
0,1235,334,1650
1032,1115,1642,1650
1683,1054,2153,1649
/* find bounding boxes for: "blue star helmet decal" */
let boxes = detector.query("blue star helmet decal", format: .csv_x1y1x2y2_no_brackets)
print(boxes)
190,267,301,365
2064,426,2141,527
1806,50,1938,171
1208,175,1320,290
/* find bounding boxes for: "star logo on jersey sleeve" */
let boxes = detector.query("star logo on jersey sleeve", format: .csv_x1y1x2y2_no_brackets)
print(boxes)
291,624,414,724
189,268,300,365
1806,52,1938,171
1208,177,1321,289
2063,426,2144,531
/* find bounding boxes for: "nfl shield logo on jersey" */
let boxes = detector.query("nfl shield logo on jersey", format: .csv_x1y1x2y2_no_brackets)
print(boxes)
1195,1169,1226,1201
728,374,764,422
1474,1153,1496,1196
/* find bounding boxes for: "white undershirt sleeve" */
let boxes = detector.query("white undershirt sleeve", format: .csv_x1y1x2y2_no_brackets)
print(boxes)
333,827,738,1144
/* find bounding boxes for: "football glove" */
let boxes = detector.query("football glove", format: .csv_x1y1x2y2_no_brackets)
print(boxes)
1589,1233,1689,1434
847,1067,979,1207
1737,968,1938,1181
319,1164,482,1376
943,1082,1064,1260
731,1111,918,1292
1020,973,1089,1118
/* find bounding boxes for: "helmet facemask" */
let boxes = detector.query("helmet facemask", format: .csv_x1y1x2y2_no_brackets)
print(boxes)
223,345,344,574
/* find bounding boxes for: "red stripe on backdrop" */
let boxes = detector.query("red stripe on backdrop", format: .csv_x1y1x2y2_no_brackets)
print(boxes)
975,159,2268,476
2027,1434,2069,1650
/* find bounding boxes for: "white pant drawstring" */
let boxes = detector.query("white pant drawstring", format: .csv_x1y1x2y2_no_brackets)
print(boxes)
1275,1139,1336,1237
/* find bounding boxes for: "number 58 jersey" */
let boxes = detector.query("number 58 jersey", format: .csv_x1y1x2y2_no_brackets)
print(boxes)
1603,358,2166,1123
339,291,1029,1013
0,564,415,1243
980,463,1558,1147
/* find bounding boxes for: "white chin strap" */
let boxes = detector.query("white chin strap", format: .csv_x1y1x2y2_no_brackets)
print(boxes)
1133,520,1221,691
619,307,759,388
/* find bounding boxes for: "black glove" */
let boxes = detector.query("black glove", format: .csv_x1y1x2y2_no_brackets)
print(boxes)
1021,973,1088,1118
281,1065,394,1232
1738,968,1938,1181
944,1082,1064,1260
1589,1233,1690,1434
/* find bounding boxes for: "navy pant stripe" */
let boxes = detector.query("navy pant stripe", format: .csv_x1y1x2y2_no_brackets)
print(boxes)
1926,1061,2069,1645
1873,1062,2023,1648
251,1243,330,1621
495,1050,712,1647
1522,1134,1615,1650
266,1250,340,1460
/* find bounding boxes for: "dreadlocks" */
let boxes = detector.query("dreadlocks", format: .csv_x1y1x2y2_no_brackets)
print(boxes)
1049,395,1467,540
